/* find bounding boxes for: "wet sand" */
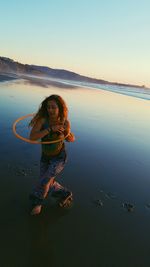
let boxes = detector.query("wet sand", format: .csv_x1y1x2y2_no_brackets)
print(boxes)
1,80,150,267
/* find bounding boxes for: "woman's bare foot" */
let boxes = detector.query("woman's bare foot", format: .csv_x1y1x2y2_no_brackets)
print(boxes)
30,205,42,215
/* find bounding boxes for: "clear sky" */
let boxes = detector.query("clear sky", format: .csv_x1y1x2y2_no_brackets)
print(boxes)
1,0,150,87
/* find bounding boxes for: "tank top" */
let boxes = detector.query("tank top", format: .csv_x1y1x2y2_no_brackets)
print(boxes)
41,119,64,157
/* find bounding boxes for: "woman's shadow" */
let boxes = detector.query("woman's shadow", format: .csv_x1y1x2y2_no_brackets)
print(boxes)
27,198,72,267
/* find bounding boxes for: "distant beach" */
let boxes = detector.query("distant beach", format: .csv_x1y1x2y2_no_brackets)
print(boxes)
1,73,150,101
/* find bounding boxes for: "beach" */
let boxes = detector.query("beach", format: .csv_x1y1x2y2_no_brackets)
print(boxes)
1,79,150,267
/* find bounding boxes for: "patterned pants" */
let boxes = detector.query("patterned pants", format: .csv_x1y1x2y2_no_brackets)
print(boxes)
30,149,67,206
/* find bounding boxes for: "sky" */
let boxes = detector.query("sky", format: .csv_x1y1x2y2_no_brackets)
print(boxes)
1,0,150,87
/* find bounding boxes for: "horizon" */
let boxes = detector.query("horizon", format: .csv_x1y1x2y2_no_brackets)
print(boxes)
1,0,150,87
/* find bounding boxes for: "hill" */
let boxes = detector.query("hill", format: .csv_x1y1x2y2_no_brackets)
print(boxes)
0,56,145,88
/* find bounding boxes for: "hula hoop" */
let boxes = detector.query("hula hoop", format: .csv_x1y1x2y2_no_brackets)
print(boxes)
12,113,69,144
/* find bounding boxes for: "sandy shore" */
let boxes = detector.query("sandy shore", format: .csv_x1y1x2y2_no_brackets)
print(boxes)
1,80,150,267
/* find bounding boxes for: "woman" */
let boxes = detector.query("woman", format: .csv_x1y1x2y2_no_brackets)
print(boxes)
29,94,75,215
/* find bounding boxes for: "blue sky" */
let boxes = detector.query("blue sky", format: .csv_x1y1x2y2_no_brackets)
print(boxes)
1,0,150,86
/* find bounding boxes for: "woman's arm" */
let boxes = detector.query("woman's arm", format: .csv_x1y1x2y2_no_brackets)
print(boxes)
29,118,50,140
64,119,75,142
64,119,71,136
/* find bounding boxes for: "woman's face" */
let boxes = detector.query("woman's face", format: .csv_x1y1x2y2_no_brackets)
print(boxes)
47,100,59,119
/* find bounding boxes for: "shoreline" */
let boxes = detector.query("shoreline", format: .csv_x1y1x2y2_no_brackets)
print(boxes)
0,73,18,82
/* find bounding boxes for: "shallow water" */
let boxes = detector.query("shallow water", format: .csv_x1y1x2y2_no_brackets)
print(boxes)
1,80,150,267
46,77,150,100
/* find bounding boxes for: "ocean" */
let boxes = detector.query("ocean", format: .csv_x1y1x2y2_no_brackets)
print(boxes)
50,78,150,101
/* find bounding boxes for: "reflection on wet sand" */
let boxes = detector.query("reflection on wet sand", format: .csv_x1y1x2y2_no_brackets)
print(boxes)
0,73,78,89
22,76,78,89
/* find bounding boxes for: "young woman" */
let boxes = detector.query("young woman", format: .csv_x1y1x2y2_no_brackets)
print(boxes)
29,94,75,215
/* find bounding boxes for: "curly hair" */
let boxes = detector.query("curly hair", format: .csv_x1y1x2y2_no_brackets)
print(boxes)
29,94,68,127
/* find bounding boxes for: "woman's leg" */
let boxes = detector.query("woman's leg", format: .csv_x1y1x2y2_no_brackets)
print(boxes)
30,177,55,215
30,152,66,214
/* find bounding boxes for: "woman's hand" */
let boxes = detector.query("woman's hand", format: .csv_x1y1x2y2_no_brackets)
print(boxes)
65,132,75,142
51,124,64,133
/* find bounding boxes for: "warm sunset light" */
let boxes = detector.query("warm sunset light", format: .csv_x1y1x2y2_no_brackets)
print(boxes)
1,1,150,266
